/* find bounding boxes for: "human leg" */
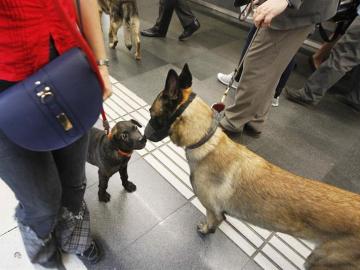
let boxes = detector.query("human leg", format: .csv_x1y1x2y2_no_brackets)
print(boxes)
174,0,196,28
220,25,313,133
176,0,200,41
52,133,95,256
141,0,176,37
287,17,360,105
274,57,296,99
0,130,62,266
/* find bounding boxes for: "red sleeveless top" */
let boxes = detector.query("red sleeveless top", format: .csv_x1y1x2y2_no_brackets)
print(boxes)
0,0,97,82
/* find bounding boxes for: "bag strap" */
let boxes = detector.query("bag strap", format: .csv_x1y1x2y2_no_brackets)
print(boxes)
317,22,344,43
75,0,84,34
74,0,110,135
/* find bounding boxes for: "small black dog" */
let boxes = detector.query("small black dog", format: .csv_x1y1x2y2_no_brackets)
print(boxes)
87,120,146,202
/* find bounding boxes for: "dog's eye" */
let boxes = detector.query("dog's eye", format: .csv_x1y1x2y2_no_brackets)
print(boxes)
120,133,129,141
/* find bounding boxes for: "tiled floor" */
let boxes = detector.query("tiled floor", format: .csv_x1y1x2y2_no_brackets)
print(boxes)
1,1,360,269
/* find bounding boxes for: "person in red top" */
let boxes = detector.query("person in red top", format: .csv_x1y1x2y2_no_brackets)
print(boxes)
0,0,111,268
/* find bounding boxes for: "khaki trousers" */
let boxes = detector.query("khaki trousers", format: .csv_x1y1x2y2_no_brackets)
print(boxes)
220,25,314,133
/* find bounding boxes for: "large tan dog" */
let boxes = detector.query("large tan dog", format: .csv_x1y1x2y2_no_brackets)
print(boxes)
98,0,141,60
145,64,360,270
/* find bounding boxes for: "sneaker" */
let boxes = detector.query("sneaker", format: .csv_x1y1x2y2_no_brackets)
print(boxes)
77,240,103,265
217,72,239,89
179,19,200,41
272,97,279,107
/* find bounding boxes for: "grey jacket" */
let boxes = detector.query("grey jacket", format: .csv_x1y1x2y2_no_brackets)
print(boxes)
271,0,338,30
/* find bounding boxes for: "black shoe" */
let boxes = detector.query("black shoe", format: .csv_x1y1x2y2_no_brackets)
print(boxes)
141,27,166,38
40,249,65,270
179,19,200,41
243,124,261,138
77,240,103,265
285,87,316,107
220,123,243,141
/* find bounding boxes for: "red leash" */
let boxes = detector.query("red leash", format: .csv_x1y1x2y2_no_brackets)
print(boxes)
101,108,110,135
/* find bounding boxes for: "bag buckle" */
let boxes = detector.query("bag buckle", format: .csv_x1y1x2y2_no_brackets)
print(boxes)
56,113,73,131
36,86,54,104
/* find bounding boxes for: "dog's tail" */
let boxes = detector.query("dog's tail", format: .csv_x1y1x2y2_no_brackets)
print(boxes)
305,236,360,269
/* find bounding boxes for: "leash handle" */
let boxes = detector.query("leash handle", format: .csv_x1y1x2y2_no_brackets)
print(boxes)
220,26,260,103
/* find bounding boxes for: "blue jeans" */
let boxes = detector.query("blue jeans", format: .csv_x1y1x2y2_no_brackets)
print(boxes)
0,80,92,264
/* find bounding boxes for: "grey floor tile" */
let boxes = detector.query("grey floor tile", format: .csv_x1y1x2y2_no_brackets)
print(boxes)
108,48,168,82
174,49,235,81
266,97,360,160
188,28,238,49
120,64,183,104
141,34,207,64
242,260,263,270
103,203,251,270
211,40,245,63
246,121,336,181
322,138,360,194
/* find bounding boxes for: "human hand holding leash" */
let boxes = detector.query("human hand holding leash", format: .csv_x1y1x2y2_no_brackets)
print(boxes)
253,0,288,28
98,65,112,100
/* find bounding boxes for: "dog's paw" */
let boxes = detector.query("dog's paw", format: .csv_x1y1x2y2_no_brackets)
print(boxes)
197,222,216,236
123,181,137,193
197,222,210,235
98,191,111,203
135,53,141,61
126,45,132,51
109,40,118,49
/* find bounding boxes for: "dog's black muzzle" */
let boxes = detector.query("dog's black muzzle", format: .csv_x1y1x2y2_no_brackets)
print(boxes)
145,120,170,142
145,92,197,142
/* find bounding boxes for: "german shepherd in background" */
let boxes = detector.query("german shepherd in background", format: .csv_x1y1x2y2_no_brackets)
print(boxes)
145,64,360,270
98,0,141,60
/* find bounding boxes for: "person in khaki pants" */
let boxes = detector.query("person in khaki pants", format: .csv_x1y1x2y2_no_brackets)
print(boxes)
220,0,338,138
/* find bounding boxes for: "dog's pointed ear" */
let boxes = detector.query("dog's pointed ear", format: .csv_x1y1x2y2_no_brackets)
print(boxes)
131,119,142,128
164,69,180,100
179,63,192,89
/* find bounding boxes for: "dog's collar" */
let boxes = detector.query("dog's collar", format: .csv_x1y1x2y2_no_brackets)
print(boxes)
107,132,133,158
117,149,133,158
186,111,220,150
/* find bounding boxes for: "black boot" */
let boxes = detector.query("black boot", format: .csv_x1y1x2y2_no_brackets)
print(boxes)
77,240,103,265
179,19,200,41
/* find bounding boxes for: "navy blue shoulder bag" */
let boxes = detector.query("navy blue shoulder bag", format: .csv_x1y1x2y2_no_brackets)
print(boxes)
0,1,103,151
